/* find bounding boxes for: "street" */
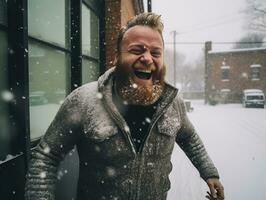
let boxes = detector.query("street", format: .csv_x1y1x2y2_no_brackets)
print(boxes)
168,100,266,200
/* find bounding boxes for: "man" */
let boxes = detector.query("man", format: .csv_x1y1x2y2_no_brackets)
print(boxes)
25,13,224,200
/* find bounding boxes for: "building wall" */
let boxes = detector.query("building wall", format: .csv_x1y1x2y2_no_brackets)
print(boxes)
206,48,266,103
105,0,143,68
121,0,136,26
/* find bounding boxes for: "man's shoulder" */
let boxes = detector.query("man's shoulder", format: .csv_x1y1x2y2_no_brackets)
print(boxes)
64,81,99,103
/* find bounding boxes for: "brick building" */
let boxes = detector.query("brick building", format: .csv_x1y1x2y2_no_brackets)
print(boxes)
105,0,144,68
205,42,266,104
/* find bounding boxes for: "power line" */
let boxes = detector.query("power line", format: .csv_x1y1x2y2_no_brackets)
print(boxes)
165,41,266,45
171,16,244,36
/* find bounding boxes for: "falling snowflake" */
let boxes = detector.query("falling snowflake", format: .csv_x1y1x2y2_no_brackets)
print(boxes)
1,90,14,102
57,170,64,180
145,117,151,123
40,172,46,178
132,83,138,88
43,146,50,154
95,145,101,152
106,166,116,177
96,92,103,99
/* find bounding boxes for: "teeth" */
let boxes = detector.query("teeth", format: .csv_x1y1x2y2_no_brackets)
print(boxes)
135,69,151,73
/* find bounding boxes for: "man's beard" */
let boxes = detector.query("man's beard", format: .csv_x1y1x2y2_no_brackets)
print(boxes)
114,62,166,106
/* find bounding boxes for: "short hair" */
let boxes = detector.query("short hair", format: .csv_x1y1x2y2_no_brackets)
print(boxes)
116,12,164,52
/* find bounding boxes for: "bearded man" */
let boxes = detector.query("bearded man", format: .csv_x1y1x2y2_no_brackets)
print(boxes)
25,13,224,200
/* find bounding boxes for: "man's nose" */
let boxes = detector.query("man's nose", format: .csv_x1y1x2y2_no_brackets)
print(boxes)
139,51,153,65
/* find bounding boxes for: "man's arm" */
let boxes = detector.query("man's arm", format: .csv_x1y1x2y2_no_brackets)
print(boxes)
25,92,82,200
175,98,224,199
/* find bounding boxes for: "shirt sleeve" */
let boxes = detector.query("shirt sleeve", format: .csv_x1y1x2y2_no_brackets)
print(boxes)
175,98,220,181
25,90,83,200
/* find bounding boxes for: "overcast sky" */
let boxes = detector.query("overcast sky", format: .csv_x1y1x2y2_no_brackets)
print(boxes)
148,0,248,63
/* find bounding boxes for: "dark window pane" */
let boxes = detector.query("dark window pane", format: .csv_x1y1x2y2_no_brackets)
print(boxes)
29,40,69,139
221,68,229,80
82,4,99,58
28,0,70,48
0,31,11,160
82,59,99,84
0,0,7,26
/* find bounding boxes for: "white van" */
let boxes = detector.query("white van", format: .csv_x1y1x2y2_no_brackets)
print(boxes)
242,89,265,108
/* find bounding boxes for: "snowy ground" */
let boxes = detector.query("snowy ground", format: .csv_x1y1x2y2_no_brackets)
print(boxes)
167,100,266,200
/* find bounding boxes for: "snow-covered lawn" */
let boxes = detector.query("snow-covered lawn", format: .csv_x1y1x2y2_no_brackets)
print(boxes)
168,100,266,200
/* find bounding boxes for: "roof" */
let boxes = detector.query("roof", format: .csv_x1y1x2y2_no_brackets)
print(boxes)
208,47,266,54
243,89,264,94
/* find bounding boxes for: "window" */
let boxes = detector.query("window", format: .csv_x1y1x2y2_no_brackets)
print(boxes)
28,41,69,139
82,3,100,84
0,0,7,26
28,0,70,140
28,0,70,48
221,66,230,81
0,31,10,161
82,59,99,83
250,64,261,81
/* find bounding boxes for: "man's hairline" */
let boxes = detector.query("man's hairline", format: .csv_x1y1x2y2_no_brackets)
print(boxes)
117,24,165,54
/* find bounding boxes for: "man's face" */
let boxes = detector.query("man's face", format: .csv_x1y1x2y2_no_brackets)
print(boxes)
115,25,166,105
116,25,164,86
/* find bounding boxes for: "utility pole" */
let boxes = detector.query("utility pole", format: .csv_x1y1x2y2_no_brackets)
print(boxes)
172,30,177,87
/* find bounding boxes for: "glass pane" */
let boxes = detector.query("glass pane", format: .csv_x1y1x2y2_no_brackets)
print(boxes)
28,0,69,48
82,59,99,84
0,31,10,160
251,67,260,79
82,4,99,58
29,40,69,139
222,69,229,80
0,0,7,26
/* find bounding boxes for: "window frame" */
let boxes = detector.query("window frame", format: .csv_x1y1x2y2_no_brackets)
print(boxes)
250,64,261,81
221,65,230,81
81,2,101,84
27,0,71,143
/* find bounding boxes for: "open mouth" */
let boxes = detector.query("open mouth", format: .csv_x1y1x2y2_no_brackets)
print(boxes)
134,70,152,80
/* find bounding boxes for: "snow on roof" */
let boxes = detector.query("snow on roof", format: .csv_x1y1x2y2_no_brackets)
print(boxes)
243,89,264,94
208,47,266,54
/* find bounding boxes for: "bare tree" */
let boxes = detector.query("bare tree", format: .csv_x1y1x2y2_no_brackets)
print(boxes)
233,32,265,49
245,0,266,33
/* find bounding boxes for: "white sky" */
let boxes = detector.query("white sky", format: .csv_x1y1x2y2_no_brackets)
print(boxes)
149,0,248,62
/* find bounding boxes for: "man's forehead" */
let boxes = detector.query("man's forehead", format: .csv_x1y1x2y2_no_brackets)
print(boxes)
122,25,163,48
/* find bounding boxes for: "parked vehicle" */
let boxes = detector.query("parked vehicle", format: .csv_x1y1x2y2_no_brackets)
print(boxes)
30,91,48,106
242,89,265,108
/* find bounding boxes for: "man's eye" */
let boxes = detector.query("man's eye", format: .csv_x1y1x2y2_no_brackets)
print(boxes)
151,51,161,58
129,48,144,55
